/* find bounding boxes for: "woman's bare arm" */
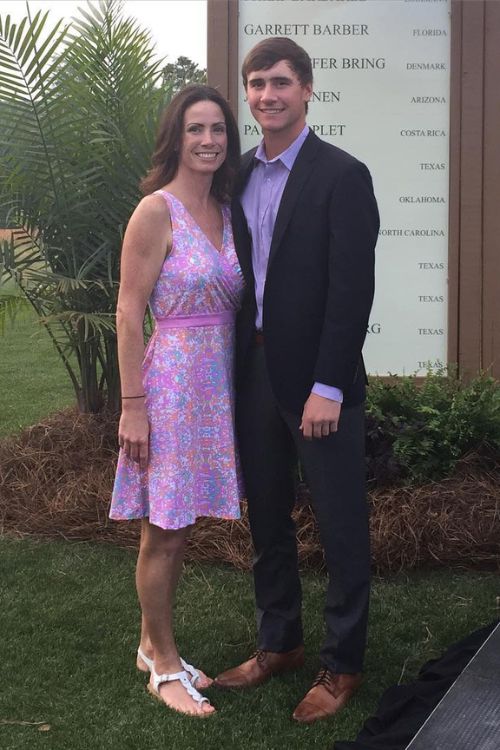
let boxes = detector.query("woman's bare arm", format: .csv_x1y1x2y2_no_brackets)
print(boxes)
116,194,172,469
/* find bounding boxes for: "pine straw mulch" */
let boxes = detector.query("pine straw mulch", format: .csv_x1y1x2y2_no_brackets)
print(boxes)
1,408,499,573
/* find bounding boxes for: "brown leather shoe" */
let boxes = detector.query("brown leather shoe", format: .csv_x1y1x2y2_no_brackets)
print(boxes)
213,645,305,689
292,668,362,724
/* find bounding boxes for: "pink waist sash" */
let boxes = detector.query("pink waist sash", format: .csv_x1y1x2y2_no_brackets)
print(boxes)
155,311,234,330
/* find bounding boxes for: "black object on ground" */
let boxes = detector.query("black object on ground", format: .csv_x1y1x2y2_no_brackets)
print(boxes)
334,620,499,750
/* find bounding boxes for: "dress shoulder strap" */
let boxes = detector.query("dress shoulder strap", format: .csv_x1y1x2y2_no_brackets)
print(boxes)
153,190,188,222
153,189,173,208
153,189,182,225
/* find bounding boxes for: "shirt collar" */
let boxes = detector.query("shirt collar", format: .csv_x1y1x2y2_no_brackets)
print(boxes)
254,125,310,171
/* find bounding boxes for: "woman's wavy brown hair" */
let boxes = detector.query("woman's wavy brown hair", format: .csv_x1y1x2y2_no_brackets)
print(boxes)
140,85,240,202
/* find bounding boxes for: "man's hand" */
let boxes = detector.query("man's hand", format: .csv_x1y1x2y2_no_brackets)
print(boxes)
299,393,341,440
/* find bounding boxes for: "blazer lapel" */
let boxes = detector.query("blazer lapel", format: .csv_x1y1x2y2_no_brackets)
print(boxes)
268,130,321,269
235,149,256,196
232,149,257,286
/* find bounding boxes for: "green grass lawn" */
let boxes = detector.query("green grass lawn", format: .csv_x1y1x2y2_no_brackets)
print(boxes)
1,292,498,748
0,313,75,436
0,536,498,750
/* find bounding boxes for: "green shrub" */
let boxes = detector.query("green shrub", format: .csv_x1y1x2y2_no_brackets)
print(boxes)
365,369,500,485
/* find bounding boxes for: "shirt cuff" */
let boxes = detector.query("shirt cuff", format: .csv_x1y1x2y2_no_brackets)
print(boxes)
311,382,344,403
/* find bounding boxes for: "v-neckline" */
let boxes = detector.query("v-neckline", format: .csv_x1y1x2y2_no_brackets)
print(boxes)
166,191,226,254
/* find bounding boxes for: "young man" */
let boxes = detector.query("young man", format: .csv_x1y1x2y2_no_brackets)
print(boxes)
214,37,379,723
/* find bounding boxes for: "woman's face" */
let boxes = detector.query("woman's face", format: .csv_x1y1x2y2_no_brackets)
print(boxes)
178,100,228,175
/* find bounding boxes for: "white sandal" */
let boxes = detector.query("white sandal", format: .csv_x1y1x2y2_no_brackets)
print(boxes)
137,647,209,689
148,664,213,717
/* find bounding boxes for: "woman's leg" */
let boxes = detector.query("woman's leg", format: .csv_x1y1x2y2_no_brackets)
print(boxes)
135,519,214,715
136,520,186,669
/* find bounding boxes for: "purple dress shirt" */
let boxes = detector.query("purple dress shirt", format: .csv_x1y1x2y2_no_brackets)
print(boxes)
240,125,343,404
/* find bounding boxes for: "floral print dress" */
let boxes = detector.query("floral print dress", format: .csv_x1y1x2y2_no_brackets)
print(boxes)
110,191,244,530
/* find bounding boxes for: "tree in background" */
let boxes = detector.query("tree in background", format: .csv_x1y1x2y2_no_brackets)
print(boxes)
0,0,206,413
161,54,206,98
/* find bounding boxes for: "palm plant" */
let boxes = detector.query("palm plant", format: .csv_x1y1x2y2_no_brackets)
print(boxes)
0,1,166,412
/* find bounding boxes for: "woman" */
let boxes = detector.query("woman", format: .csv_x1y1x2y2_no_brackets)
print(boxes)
109,85,243,717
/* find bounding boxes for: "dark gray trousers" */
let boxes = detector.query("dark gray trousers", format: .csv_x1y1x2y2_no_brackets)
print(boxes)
236,343,370,674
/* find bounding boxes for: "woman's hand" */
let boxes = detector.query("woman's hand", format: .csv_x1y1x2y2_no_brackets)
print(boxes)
118,401,150,470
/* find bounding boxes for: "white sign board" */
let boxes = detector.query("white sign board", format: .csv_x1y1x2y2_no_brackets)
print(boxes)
238,0,451,376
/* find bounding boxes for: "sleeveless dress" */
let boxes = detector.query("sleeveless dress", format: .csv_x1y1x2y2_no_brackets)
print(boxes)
110,191,245,530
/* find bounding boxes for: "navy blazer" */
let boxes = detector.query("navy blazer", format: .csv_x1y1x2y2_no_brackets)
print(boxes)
232,129,379,414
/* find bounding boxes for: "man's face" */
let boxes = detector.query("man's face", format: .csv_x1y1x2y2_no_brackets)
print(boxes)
245,60,312,142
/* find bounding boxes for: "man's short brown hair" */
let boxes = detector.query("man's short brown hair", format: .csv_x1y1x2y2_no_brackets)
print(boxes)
241,37,313,88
